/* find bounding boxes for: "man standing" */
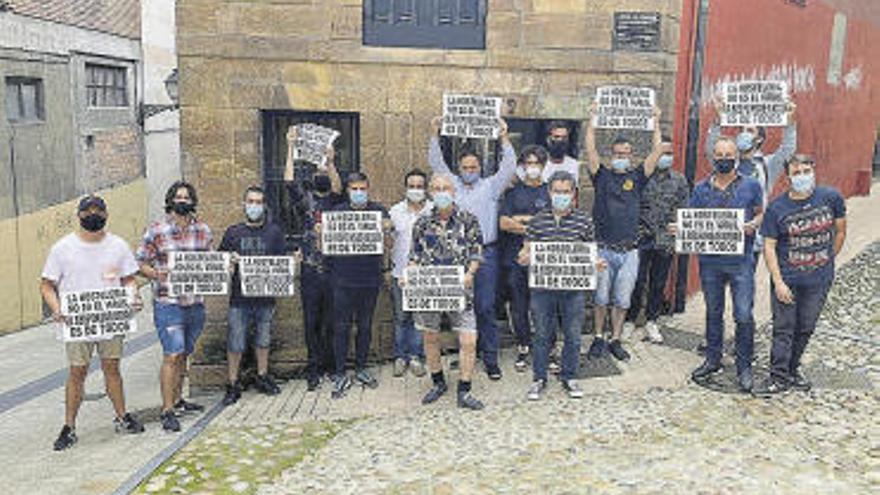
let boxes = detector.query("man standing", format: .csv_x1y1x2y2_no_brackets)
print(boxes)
42,195,145,450
137,181,213,432
584,105,660,361
410,174,485,410
514,121,580,184
218,186,287,406
389,169,432,377
428,117,516,380
754,154,846,396
624,135,689,343
285,127,344,391
681,137,764,392
517,172,602,400
325,172,391,398
499,145,550,371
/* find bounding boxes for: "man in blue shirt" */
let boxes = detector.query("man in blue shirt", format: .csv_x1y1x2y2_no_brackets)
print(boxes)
428,117,516,380
680,136,764,392
754,154,846,396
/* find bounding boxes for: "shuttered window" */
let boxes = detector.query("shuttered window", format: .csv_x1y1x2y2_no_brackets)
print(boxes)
364,0,487,49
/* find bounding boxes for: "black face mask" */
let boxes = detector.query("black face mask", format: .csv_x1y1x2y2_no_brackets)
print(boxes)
548,139,568,159
80,214,106,232
314,175,332,194
171,201,195,215
713,158,736,174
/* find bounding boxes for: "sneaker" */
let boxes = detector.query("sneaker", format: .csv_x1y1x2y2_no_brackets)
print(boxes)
174,399,204,414
393,358,407,377
355,369,379,389
160,410,181,432
307,374,320,392
691,360,722,381
457,391,485,410
789,369,812,392
548,356,561,375
486,364,502,381
737,368,754,393
752,376,791,397
561,379,584,399
331,374,351,399
222,382,242,406
526,379,546,401
608,340,630,361
114,413,145,434
422,382,448,404
409,359,426,377
53,425,77,451
644,321,664,344
514,346,529,372
621,322,636,341
587,337,607,359
255,374,281,396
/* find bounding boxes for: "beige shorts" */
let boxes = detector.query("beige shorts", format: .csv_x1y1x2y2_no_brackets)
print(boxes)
66,336,124,367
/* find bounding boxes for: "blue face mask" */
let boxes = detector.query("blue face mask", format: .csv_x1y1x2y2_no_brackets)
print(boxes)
349,189,368,206
736,132,755,152
551,193,572,211
433,191,454,209
460,171,480,184
244,204,264,222
790,173,815,194
657,154,673,170
611,158,630,171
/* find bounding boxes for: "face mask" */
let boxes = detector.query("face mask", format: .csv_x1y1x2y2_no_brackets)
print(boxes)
433,191,454,210
551,193,572,211
314,175,331,194
406,188,426,203
611,158,630,171
790,173,815,194
245,204,264,222
525,165,543,180
461,171,480,184
657,154,674,170
171,201,194,215
736,132,755,152
349,190,368,206
713,158,736,174
548,140,568,159
80,214,106,232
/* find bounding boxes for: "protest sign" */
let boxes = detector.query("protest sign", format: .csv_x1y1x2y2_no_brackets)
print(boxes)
239,256,296,297
529,242,598,290
322,211,384,256
721,80,790,127
675,208,745,255
592,86,656,131
441,94,502,139
403,266,466,312
292,123,340,168
168,251,230,296
60,287,137,342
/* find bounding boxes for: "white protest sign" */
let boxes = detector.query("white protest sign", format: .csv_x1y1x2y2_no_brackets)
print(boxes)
168,251,231,296
60,287,137,342
322,211,384,256
529,242,598,290
675,208,745,255
403,266,466,312
592,86,656,131
293,123,340,168
721,80,790,127
441,94,502,139
240,256,296,297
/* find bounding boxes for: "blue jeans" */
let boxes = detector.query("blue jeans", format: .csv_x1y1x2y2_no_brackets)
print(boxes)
507,264,531,347
154,302,206,356
227,303,274,353
391,277,423,361
699,260,756,373
531,290,585,381
595,248,639,308
332,286,379,374
769,278,832,381
475,245,499,367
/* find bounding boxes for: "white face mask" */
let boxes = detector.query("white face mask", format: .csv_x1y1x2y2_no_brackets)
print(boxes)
525,165,543,180
406,188,426,203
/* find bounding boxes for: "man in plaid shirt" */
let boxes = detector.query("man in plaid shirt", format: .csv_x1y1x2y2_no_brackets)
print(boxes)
137,181,213,432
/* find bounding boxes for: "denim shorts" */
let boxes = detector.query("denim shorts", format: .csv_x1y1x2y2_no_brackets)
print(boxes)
154,302,206,356
227,303,275,353
595,248,640,308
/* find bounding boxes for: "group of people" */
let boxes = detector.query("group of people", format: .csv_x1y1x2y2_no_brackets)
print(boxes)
40,100,847,451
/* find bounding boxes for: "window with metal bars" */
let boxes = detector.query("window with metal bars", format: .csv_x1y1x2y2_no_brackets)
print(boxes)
86,63,129,108
364,0,486,49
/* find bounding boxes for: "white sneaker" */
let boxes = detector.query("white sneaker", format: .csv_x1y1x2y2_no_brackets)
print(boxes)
645,321,664,344
527,379,546,401
392,358,407,377
621,322,636,342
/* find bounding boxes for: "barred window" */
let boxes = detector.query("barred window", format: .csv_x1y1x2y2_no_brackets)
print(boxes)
86,63,128,107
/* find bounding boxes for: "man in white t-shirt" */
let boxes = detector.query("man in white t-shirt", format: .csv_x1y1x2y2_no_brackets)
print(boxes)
40,195,145,451
515,121,581,184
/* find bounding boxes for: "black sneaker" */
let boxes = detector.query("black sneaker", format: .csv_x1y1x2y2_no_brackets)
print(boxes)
753,376,791,398
608,340,630,361
422,382,448,405
514,346,529,373
174,399,204,414
587,337,607,359
457,391,485,410
486,364,502,381
222,382,242,406
737,367,754,393
307,374,320,392
331,374,351,399
561,379,584,399
53,425,77,451
160,410,181,432
255,374,281,396
526,379,546,401
354,369,379,389
114,413,145,434
691,360,722,381
789,369,812,392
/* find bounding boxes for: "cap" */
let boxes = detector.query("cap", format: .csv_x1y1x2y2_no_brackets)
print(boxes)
78,195,107,212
